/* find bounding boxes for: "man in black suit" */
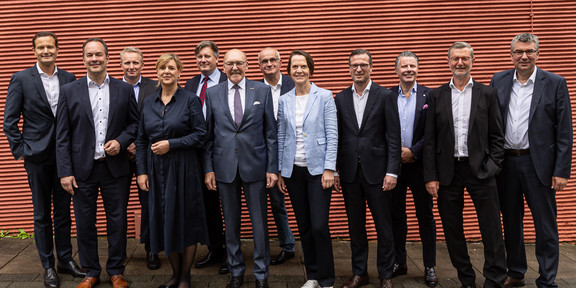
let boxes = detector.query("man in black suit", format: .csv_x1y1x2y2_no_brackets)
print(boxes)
334,49,401,288
120,46,160,270
3,31,85,288
184,40,229,274
389,51,437,287
490,33,572,288
56,38,139,288
257,47,296,266
423,41,506,288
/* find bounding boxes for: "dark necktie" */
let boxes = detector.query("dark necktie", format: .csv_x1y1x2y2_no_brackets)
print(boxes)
233,84,243,127
199,77,208,104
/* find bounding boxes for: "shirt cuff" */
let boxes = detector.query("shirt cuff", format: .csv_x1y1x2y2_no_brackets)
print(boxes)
386,173,398,178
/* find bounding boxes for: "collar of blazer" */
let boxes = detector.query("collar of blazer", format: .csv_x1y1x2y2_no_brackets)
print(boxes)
77,76,121,130
30,66,53,114
284,82,322,127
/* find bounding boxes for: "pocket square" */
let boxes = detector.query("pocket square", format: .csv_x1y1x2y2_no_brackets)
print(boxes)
423,104,428,110
253,101,261,105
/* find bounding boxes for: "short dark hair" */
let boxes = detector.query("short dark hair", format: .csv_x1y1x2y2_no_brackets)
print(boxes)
33,31,58,49
195,40,219,58
349,49,372,65
287,50,314,76
395,51,419,69
83,38,108,57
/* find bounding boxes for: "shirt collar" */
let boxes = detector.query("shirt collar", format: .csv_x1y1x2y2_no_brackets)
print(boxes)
201,69,221,84
263,74,283,88
398,81,418,96
87,73,110,87
513,66,537,84
449,76,474,91
122,75,141,86
228,77,246,90
351,79,372,96
36,62,58,77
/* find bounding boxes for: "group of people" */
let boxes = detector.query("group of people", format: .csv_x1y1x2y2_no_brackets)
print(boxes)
2,31,571,288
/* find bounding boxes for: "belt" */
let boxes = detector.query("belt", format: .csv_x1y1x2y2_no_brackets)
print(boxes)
455,156,469,162
505,149,530,156
95,157,106,162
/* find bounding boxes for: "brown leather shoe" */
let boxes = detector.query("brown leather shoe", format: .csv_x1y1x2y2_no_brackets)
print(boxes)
110,274,128,288
341,274,369,288
76,276,100,288
504,276,525,288
380,279,393,288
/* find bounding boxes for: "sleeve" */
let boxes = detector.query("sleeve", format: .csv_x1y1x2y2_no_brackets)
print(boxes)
3,74,25,159
323,92,338,171
168,95,207,150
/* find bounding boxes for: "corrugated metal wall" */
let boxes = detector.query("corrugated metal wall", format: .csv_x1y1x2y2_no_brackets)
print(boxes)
1,0,575,242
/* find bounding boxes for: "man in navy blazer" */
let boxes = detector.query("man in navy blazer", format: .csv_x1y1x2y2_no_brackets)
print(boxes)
203,49,277,288
490,33,572,288
56,38,138,288
334,49,401,288
424,42,506,288
389,51,437,287
3,31,85,288
257,47,296,266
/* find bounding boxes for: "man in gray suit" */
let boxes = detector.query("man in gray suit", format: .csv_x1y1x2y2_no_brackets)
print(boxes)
204,48,277,288
3,31,85,288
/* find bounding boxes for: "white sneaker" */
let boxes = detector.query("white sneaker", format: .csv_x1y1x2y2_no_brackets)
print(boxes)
301,280,320,288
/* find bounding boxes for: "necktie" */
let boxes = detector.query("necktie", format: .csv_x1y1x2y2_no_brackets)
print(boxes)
199,77,208,104
233,84,243,127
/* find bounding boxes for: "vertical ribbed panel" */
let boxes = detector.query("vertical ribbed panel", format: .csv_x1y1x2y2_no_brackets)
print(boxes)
0,0,575,242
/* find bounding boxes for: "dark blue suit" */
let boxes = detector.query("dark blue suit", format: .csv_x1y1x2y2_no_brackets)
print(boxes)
491,68,572,287
3,65,76,269
56,76,139,277
203,78,277,280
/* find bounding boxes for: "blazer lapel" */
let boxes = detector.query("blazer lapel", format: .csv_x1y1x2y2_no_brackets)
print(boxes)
219,83,235,128
31,69,53,114
359,83,377,131
79,79,95,129
440,85,455,138
530,68,545,123
468,82,480,135
107,79,118,129
303,84,319,124
242,81,256,128
413,85,426,130
499,71,514,125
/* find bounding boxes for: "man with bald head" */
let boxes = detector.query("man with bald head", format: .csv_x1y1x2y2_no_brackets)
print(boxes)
203,49,277,288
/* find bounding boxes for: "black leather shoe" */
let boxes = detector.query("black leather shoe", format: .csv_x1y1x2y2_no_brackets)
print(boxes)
219,260,230,274
44,268,59,288
391,263,407,277
226,276,244,288
270,250,295,265
57,260,86,278
425,267,438,287
147,252,161,270
195,251,223,268
255,279,268,288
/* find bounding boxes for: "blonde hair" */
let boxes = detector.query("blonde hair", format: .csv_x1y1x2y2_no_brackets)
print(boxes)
155,53,183,87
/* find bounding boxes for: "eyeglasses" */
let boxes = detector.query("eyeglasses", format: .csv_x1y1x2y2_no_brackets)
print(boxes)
512,49,538,57
224,61,246,67
450,57,471,63
260,57,278,64
349,64,370,70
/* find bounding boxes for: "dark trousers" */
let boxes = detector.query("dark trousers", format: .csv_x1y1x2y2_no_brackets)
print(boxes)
73,161,128,277
498,154,559,288
129,161,150,252
285,166,334,287
341,163,394,279
24,159,73,269
267,185,296,252
438,160,506,288
218,173,270,280
202,183,225,253
391,162,436,268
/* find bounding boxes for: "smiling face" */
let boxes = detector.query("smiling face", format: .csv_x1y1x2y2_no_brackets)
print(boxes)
157,58,181,87
349,53,372,86
121,51,143,82
83,41,108,76
448,47,474,80
223,49,247,84
395,56,418,85
196,46,218,76
259,48,281,78
34,36,58,67
511,40,539,76
289,54,310,86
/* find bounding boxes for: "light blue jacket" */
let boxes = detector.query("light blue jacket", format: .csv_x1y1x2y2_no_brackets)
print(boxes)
277,83,338,177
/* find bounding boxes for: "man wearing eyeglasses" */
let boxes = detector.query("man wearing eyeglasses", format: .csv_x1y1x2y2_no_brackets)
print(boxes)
423,41,506,288
490,33,572,288
203,49,277,288
257,47,296,266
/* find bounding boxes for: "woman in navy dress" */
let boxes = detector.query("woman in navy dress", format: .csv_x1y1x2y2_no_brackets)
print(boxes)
136,53,207,288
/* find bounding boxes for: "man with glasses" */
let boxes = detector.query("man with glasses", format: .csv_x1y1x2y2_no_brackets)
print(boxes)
490,33,572,288
203,49,277,288
257,47,296,266
423,41,506,288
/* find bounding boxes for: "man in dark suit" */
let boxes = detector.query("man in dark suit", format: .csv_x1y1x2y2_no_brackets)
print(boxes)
120,46,160,270
56,38,139,288
184,40,229,274
423,41,506,288
490,33,572,288
203,48,277,288
389,51,437,287
3,31,85,288
257,47,296,266
334,49,401,288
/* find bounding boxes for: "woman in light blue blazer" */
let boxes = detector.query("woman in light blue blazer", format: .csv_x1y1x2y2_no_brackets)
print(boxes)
277,50,337,288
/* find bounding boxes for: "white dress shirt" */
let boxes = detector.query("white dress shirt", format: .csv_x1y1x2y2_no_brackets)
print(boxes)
36,63,60,116
351,80,372,128
263,75,284,119
450,77,474,157
505,67,537,149
87,74,110,160
196,69,222,96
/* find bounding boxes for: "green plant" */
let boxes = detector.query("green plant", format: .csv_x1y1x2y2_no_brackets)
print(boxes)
0,229,33,239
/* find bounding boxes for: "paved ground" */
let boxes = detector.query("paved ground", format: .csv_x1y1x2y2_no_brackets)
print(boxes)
1,238,575,287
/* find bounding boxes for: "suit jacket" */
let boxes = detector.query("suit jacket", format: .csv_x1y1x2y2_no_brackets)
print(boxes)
389,84,430,160
335,82,401,184
277,83,337,177
3,65,76,163
184,69,228,95
423,80,504,185
137,76,158,111
259,73,295,96
56,76,139,181
490,68,572,186
203,78,278,183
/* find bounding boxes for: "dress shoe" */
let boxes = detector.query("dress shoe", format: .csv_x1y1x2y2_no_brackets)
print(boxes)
195,251,223,268
44,268,59,288
379,279,393,288
110,274,128,288
391,263,407,278
76,276,100,288
58,260,87,278
147,252,161,270
226,276,244,288
270,250,295,265
424,267,438,287
219,261,230,274
504,276,525,288
255,279,269,288
341,274,369,288
302,279,320,288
